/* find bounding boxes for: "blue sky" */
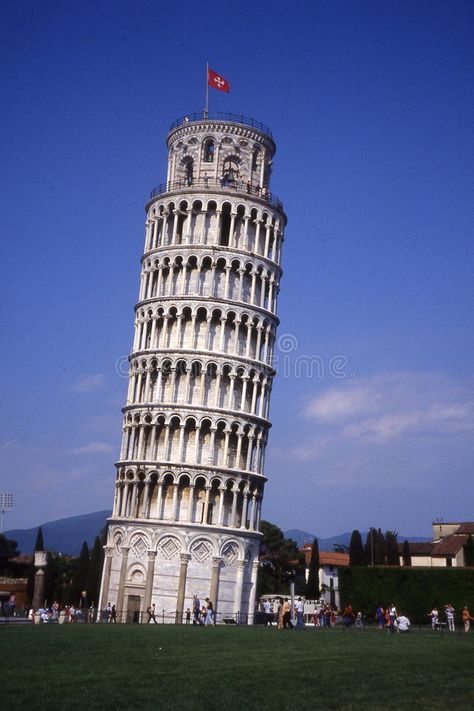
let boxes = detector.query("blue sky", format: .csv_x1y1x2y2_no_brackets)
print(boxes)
1,0,473,537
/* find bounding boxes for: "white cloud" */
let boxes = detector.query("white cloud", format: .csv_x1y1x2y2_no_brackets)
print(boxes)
71,374,107,393
298,371,474,450
72,442,113,455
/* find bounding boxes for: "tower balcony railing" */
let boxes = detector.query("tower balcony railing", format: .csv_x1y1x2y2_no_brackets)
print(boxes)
169,111,273,139
149,176,284,212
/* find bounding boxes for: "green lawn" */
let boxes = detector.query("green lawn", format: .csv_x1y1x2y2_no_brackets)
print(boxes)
2,625,473,710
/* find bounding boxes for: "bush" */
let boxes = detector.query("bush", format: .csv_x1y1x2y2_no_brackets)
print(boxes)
339,566,474,624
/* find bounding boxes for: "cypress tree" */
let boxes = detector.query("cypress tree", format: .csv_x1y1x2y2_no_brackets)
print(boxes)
86,536,104,606
34,526,44,551
385,531,400,566
365,528,386,565
72,541,90,606
349,530,365,566
402,539,412,566
305,538,320,599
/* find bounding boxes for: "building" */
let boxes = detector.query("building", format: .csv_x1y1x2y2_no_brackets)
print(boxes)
301,544,349,609
400,522,474,568
98,111,287,622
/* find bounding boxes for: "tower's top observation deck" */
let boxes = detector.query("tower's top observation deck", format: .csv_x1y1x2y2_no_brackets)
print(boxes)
148,111,284,216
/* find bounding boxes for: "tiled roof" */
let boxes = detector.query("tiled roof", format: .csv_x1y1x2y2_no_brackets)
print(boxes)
319,551,349,567
432,534,468,556
456,523,474,535
301,547,349,567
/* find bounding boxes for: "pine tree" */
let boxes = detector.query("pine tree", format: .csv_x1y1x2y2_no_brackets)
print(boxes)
305,538,320,599
402,539,412,566
385,531,400,566
349,530,365,566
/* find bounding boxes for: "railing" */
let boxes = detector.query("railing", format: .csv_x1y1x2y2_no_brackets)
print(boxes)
169,112,273,139
149,176,284,212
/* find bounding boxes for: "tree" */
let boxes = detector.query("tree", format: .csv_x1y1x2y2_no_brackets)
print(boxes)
34,526,44,551
385,531,400,566
464,534,474,567
72,541,90,606
305,538,320,599
402,540,412,566
86,536,104,606
0,534,19,575
349,530,365,566
365,528,386,565
257,521,306,597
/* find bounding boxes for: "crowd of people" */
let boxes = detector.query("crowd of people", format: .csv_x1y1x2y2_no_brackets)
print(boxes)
190,594,214,625
259,598,474,633
428,603,474,632
27,601,99,623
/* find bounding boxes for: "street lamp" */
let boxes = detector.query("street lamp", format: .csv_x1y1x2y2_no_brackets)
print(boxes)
0,493,13,533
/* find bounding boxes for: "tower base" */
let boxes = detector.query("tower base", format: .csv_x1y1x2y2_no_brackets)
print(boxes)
99,518,261,624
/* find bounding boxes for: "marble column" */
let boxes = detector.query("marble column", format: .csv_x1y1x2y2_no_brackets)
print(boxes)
116,546,130,622
143,551,157,622
209,556,223,623
175,553,191,624
233,560,246,622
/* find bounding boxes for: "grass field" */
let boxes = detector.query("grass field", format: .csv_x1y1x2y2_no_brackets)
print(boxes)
2,624,474,710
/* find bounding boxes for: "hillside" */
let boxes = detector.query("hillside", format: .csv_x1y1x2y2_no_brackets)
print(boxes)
6,510,112,556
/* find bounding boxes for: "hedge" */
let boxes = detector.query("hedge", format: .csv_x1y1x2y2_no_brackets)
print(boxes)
339,566,474,624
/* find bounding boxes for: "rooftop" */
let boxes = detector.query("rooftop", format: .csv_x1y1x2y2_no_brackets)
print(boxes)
169,112,273,139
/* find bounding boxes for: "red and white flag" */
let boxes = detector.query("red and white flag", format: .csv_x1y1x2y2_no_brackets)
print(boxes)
208,68,231,93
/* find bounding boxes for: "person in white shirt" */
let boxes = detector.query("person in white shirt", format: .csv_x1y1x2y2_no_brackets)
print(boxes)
428,607,438,630
296,597,305,630
263,599,272,626
397,615,410,632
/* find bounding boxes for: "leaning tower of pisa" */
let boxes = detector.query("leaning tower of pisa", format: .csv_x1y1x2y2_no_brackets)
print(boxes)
98,111,286,623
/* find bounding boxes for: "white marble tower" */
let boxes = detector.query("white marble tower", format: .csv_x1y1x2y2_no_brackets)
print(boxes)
99,111,286,623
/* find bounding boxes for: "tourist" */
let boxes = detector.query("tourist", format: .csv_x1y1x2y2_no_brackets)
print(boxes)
104,602,112,623
263,598,272,626
147,603,157,623
375,605,385,630
462,606,474,632
276,598,284,629
388,604,398,633
444,603,455,632
204,598,214,625
428,606,439,630
397,614,411,632
110,604,117,623
192,594,202,625
342,604,355,628
295,597,305,630
281,598,293,629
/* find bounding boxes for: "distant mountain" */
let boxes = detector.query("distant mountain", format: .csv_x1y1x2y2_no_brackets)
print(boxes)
5,510,112,556
284,529,430,550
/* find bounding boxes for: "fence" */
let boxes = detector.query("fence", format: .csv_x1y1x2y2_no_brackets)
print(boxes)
148,176,284,212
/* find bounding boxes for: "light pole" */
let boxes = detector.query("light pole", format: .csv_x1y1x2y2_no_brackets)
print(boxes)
0,493,13,534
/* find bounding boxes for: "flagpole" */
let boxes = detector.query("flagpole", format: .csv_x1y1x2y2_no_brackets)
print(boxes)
205,62,209,118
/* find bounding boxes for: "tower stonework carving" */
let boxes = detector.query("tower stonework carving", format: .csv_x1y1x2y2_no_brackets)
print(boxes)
98,112,286,622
